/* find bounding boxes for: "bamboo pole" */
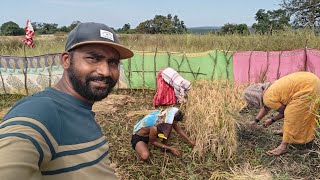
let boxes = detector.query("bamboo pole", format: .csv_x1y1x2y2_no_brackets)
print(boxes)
142,50,145,88
277,51,283,79
174,55,184,72
0,63,7,94
208,49,218,80
0,57,7,94
248,50,253,83
167,51,171,67
48,55,53,87
128,57,132,88
194,67,201,80
153,47,158,89
184,52,196,79
304,39,308,71
223,44,232,80
23,44,29,95
264,31,272,83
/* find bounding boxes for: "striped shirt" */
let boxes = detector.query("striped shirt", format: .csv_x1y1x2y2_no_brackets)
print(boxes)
0,88,117,180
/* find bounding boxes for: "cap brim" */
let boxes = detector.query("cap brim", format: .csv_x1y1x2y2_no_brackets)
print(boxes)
69,41,134,60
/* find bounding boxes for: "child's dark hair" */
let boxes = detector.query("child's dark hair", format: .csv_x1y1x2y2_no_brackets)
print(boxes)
174,110,183,121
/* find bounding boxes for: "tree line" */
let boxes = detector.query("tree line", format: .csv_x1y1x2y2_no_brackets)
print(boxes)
1,0,319,36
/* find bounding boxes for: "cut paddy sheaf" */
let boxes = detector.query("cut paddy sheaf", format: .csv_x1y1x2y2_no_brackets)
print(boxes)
185,80,246,162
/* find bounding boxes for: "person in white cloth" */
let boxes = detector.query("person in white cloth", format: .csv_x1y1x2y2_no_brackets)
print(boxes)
161,67,191,103
131,107,195,162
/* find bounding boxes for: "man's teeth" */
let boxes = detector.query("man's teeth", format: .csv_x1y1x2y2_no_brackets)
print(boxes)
93,80,106,83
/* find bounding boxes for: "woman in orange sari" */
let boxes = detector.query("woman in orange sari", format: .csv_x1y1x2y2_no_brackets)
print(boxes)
243,72,320,155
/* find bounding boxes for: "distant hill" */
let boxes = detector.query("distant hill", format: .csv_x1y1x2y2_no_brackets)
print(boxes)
188,26,221,34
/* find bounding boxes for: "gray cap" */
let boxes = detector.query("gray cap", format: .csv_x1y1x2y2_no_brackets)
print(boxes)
65,22,133,59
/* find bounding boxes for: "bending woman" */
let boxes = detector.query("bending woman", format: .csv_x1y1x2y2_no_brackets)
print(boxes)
243,72,320,156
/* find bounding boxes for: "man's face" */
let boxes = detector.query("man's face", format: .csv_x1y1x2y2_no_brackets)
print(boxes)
67,44,120,102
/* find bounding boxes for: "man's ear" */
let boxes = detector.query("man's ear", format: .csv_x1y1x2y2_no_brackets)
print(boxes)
61,52,71,69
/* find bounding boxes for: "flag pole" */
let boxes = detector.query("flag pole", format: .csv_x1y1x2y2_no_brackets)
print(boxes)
22,19,34,96
23,43,29,95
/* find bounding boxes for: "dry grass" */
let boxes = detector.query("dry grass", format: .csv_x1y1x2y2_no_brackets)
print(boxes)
0,35,64,56
120,29,320,52
0,94,25,119
1,89,320,179
210,163,273,180
185,80,246,162
2,28,320,56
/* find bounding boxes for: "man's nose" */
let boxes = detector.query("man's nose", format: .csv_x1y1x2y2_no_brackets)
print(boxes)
96,61,111,77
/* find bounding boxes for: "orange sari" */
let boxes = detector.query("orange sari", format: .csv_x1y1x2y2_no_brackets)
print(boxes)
263,72,320,144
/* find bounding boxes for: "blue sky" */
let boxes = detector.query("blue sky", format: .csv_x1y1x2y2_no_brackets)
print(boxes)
1,0,281,29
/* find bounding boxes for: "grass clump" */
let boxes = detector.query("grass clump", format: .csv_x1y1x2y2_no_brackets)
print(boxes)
185,80,246,162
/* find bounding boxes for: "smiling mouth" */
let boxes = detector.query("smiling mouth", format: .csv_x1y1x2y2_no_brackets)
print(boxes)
90,80,108,87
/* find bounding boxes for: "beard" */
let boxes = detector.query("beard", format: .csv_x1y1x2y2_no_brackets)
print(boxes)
67,63,117,102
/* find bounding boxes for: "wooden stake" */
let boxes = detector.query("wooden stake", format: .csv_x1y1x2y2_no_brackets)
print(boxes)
184,52,196,79
248,50,253,83
142,50,145,88
208,49,218,80
0,58,7,94
23,44,29,95
153,47,158,89
304,39,308,71
277,51,283,79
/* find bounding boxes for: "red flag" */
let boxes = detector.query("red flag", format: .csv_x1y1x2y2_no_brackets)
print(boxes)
22,20,35,48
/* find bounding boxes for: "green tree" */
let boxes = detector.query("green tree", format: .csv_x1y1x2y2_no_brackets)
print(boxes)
136,20,153,33
281,0,320,28
32,22,59,34
122,23,131,32
136,14,187,34
220,23,249,35
117,23,134,33
0,21,24,36
59,26,69,32
236,24,250,34
252,9,290,34
153,15,172,34
173,15,187,33
221,23,238,34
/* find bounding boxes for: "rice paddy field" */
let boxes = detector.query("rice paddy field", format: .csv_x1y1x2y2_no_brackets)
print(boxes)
1,30,320,179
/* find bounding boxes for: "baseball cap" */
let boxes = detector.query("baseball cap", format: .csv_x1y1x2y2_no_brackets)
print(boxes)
65,22,134,59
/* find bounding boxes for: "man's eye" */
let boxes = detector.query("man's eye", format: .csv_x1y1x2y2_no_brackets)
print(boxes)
88,56,97,60
87,56,99,62
109,60,119,65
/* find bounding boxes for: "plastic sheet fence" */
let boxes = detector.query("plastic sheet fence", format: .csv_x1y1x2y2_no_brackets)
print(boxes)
121,50,233,88
0,53,63,94
233,48,320,83
1,48,320,94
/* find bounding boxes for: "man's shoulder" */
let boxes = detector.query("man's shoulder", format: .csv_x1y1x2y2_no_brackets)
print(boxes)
3,91,59,123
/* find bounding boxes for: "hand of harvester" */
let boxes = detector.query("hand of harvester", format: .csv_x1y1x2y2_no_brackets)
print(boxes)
264,118,273,128
249,121,262,130
169,147,181,157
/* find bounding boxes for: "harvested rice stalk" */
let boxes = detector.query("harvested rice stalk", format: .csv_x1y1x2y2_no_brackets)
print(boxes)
210,163,272,180
185,80,246,162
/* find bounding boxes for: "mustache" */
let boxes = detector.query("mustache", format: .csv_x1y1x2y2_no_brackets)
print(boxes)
87,76,115,84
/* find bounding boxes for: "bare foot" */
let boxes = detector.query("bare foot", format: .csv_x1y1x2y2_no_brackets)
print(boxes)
272,130,283,136
266,146,288,156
